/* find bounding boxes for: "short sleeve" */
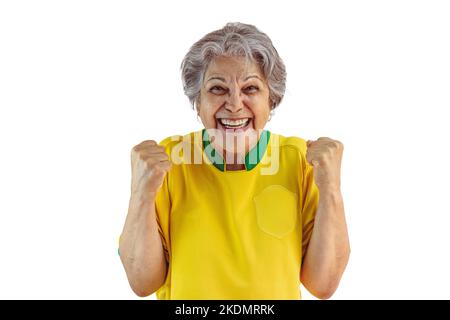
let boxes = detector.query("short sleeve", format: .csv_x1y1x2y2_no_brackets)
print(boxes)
301,159,320,261
154,173,171,263
154,136,176,263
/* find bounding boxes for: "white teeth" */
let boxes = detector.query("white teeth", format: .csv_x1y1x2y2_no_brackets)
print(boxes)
219,118,249,128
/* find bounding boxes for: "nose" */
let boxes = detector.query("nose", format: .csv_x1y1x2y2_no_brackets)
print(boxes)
225,88,244,113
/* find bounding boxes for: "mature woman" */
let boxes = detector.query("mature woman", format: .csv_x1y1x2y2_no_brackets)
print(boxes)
119,22,350,300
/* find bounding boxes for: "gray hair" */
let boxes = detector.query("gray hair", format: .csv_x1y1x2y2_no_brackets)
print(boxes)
180,22,287,110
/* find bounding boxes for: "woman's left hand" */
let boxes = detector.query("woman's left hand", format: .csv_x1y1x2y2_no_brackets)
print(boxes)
306,137,344,191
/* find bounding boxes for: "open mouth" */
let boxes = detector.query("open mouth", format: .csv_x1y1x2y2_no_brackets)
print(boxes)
217,118,252,130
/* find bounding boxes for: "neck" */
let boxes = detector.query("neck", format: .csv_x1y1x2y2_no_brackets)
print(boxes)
226,163,246,171
223,150,246,171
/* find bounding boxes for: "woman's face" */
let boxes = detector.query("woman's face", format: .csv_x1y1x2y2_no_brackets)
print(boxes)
198,55,271,155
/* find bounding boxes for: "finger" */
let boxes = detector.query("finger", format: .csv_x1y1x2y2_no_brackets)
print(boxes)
151,166,168,181
134,140,157,149
150,161,172,179
142,153,169,162
133,142,157,153
135,145,166,156
306,148,320,165
145,145,166,154
157,160,172,172
306,154,318,167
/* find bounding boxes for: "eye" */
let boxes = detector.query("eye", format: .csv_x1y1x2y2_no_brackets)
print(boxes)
209,86,227,95
243,85,259,93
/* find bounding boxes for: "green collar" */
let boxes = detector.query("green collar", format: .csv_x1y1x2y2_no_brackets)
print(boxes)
202,129,271,172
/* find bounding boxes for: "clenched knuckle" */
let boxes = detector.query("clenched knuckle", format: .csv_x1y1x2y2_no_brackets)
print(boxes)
131,145,140,153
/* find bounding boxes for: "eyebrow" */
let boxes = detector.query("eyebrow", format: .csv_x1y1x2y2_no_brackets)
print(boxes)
206,75,263,83
244,75,263,82
206,76,226,83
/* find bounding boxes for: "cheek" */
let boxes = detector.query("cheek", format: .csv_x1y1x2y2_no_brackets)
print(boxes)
249,99,271,129
198,95,223,127
253,112,270,129
198,109,215,127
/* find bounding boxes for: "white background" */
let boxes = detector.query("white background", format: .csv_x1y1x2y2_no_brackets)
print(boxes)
1,0,449,299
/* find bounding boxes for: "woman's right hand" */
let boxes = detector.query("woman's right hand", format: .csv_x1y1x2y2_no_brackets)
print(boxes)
121,140,171,296
130,140,172,197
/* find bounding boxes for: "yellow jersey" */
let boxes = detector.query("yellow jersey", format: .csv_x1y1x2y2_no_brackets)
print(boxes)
153,129,319,299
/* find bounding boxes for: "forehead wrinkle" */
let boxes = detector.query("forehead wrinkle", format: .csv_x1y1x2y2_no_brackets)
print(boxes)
206,73,263,86
206,58,263,82
206,76,226,83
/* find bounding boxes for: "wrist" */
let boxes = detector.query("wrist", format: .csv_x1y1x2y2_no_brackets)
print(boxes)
318,186,342,202
318,183,341,194
131,188,158,203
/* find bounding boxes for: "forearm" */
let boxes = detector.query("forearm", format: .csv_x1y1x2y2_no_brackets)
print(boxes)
119,192,167,297
301,188,350,299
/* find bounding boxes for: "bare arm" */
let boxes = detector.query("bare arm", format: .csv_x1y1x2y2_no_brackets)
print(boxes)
302,138,350,299
119,140,171,297
119,191,167,297
300,188,350,299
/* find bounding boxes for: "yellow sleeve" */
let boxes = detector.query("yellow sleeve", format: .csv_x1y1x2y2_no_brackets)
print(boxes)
155,172,171,263
283,135,320,260
154,135,179,263
300,153,320,261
